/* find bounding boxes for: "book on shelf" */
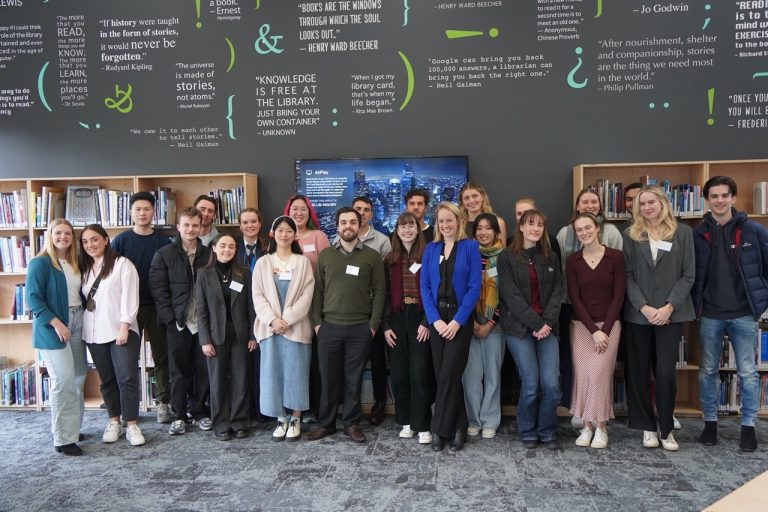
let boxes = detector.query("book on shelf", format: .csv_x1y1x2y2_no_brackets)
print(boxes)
10,283,30,320
0,236,31,273
758,326,768,370
676,335,688,368
760,374,768,411
32,186,65,228
0,189,28,228
718,373,740,415
754,181,768,215
65,185,99,226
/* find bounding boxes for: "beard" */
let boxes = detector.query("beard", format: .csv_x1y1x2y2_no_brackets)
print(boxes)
340,229,358,242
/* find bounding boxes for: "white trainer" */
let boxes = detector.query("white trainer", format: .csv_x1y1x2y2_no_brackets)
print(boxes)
467,425,480,437
643,430,659,448
661,433,679,451
126,424,146,446
481,428,496,439
102,420,123,443
575,428,593,447
399,425,415,439
418,431,432,444
673,416,682,430
591,428,608,449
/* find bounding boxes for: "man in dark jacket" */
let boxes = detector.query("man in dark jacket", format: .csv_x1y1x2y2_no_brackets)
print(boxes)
149,207,213,436
692,175,768,452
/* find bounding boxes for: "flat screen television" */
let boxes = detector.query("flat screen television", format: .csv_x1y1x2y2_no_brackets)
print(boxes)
294,156,469,239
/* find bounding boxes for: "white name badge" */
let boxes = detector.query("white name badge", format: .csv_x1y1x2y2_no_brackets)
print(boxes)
346,265,360,276
657,241,673,252
229,281,244,293
486,266,498,278
409,262,422,274
303,244,316,253
278,271,292,281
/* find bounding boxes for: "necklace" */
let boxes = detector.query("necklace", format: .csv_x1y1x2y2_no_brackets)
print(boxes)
215,266,232,283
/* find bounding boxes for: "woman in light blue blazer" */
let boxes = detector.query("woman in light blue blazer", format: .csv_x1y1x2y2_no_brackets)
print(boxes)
26,219,87,456
420,202,482,452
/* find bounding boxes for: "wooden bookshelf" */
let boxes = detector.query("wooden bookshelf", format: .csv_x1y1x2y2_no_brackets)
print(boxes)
574,158,768,418
0,172,258,411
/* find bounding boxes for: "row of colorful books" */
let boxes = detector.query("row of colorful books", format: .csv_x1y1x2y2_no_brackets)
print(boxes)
1,360,36,406
0,190,28,228
209,187,245,225
148,187,177,226
719,329,768,370
0,236,31,273
594,178,704,218
718,373,740,414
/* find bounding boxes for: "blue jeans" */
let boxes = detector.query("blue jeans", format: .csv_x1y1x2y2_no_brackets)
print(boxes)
698,316,760,426
462,327,505,430
505,333,561,442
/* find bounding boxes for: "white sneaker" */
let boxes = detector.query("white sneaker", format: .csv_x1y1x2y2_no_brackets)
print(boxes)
467,425,480,437
196,417,213,431
661,433,679,452
399,425,415,439
481,428,496,439
673,416,682,430
102,420,123,443
571,416,585,429
273,419,288,441
575,428,593,447
168,419,186,435
156,403,172,424
126,424,146,446
418,431,432,444
643,430,659,448
285,417,301,442
591,428,608,449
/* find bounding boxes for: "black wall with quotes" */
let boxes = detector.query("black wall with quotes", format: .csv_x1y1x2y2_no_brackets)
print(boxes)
1,0,767,226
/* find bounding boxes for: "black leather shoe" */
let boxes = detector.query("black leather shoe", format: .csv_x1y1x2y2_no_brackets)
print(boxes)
450,430,466,452
55,443,83,456
542,439,561,451
699,421,718,446
522,439,538,449
234,429,249,439
214,431,232,441
740,426,757,452
432,435,445,452
369,401,385,425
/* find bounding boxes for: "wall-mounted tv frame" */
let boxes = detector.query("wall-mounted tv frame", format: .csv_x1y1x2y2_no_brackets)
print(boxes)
294,156,469,239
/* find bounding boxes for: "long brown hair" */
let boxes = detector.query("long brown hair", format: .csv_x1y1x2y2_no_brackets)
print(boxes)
385,212,425,266
205,233,247,281
79,224,118,279
570,187,604,222
239,207,268,252
509,209,551,263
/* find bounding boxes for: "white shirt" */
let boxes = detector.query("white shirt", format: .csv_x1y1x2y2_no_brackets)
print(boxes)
81,256,140,344
59,259,82,307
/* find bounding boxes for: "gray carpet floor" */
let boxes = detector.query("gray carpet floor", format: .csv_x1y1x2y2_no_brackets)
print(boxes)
0,411,766,511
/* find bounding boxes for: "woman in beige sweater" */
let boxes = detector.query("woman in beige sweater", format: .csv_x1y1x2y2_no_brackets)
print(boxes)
252,216,315,442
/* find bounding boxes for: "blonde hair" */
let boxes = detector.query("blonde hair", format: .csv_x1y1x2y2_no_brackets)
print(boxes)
628,186,677,242
38,218,79,274
433,202,467,242
459,182,494,218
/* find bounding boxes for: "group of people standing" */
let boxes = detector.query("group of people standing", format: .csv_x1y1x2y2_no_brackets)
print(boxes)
27,175,767,457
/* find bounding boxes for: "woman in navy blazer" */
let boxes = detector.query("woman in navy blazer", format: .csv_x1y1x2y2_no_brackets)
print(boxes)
26,219,87,456
420,202,481,451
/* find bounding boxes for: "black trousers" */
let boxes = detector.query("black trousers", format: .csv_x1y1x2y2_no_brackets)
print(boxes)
388,304,435,432
316,322,372,428
207,322,251,434
369,327,389,403
166,325,210,421
430,304,473,439
88,330,141,422
625,321,681,438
